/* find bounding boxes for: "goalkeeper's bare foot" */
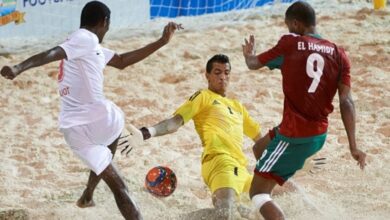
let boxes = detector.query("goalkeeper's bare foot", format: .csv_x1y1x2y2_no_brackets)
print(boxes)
76,190,95,208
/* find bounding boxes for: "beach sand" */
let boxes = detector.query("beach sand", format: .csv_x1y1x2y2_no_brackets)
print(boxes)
0,0,389,219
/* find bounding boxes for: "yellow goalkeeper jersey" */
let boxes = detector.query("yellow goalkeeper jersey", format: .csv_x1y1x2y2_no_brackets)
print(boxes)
174,89,261,166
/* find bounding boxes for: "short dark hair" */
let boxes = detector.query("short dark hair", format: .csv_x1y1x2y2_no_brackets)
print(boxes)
206,54,231,73
285,1,316,27
80,1,110,27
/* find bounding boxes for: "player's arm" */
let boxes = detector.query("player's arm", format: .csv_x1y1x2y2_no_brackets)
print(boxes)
242,105,264,159
120,115,184,156
338,82,366,170
108,22,183,69
253,133,261,142
121,91,203,155
253,134,270,160
1,46,66,80
140,114,184,140
242,35,264,70
142,90,204,139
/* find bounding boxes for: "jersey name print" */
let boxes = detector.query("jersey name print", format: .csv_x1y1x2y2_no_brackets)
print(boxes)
258,34,351,137
297,41,335,55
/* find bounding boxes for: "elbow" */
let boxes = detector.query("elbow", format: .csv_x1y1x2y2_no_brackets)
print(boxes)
166,122,182,134
168,126,180,134
339,98,355,115
116,61,127,70
118,65,126,70
114,56,128,70
340,97,354,109
117,61,137,70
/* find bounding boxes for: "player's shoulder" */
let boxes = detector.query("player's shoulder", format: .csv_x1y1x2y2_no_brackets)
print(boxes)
279,33,301,41
336,46,351,66
314,36,337,47
335,45,347,55
276,33,302,45
281,33,301,38
188,89,206,101
67,29,98,46
320,39,349,59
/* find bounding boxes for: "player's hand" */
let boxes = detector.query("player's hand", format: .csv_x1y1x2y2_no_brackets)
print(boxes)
1,65,19,80
120,124,144,156
160,22,183,44
350,148,366,170
302,157,327,174
118,133,131,154
242,35,256,58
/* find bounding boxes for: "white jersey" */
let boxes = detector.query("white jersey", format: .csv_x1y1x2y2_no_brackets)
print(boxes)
58,28,119,129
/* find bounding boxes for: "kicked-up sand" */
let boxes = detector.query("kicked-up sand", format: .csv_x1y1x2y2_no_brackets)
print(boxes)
0,0,389,219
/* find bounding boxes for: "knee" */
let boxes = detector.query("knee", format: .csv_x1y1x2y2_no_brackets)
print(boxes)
213,195,235,210
252,193,272,211
252,193,284,220
213,197,236,220
212,188,236,208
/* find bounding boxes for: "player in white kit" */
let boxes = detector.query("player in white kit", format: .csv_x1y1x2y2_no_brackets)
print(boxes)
0,1,182,219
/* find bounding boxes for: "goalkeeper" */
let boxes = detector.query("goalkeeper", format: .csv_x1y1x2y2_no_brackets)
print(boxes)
122,54,325,219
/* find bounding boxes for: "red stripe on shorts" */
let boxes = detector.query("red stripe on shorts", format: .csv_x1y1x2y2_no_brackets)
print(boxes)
253,170,286,186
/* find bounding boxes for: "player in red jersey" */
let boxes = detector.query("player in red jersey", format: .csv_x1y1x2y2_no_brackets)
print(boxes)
242,1,366,219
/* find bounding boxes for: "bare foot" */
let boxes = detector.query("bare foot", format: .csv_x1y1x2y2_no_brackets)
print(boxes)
76,198,95,208
76,190,95,208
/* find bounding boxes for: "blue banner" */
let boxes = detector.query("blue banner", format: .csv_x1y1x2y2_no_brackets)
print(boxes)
150,0,295,19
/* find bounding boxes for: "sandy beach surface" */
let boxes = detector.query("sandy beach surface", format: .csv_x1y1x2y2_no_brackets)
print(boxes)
0,0,389,219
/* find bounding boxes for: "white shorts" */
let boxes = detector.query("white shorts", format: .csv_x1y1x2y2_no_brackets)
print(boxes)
60,104,124,175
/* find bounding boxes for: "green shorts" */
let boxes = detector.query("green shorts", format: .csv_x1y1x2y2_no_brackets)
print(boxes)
255,129,326,185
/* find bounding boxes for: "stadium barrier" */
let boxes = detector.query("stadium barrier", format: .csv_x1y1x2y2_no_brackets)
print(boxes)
0,0,149,39
0,0,294,40
150,0,294,19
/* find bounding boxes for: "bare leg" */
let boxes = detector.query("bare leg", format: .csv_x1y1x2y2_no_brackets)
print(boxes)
250,175,284,220
212,188,237,220
183,188,246,220
100,163,142,220
77,137,121,208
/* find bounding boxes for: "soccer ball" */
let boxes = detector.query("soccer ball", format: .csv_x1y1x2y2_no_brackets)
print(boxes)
145,166,177,197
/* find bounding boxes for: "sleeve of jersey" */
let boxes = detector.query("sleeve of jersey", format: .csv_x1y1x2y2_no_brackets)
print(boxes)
59,33,95,60
264,56,283,70
339,48,351,87
257,35,290,66
174,90,206,124
102,47,115,65
242,105,261,140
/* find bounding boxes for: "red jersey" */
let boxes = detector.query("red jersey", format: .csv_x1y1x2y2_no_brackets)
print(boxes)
258,34,351,137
